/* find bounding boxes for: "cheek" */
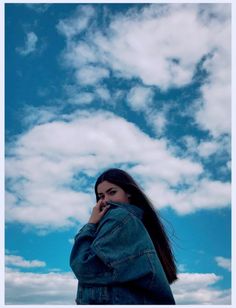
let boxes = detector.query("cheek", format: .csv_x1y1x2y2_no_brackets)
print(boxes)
112,192,129,203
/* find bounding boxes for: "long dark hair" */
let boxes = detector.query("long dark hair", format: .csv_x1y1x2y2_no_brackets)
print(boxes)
95,168,177,284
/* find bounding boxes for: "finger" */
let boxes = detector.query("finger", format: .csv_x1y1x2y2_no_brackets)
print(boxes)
98,198,105,205
95,199,103,208
100,204,110,214
99,200,107,210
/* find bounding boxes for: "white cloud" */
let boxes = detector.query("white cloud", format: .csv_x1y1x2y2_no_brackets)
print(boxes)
196,83,231,137
96,86,111,101
5,268,77,304
21,105,60,128
145,178,230,214
5,267,230,305
58,3,230,138
56,5,95,39
16,32,38,56
181,135,230,161
171,272,231,304
5,111,230,230
6,187,92,231
215,256,231,272
182,135,198,154
75,65,110,86
5,255,46,268
25,4,51,13
61,41,98,69
148,110,167,136
68,92,94,105
198,3,231,23
64,84,94,105
102,4,230,136
126,86,168,136
93,4,212,89
195,16,231,137
197,140,220,157
127,86,154,111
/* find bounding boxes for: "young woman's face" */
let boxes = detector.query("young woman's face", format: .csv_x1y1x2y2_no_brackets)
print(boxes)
97,181,130,204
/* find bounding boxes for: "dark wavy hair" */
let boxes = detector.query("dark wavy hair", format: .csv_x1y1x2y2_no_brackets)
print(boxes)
95,168,177,284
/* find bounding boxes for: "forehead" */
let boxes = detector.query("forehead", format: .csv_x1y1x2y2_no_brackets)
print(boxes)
97,181,120,193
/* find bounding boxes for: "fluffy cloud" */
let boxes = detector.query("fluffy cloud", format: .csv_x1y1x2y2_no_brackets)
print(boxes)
56,5,95,39
93,4,209,89
64,84,95,105
75,65,110,86
197,140,220,157
126,86,168,136
5,268,77,304
144,176,230,214
6,255,46,268
92,3,229,92
171,272,231,304
96,86,111,101
68,92,94,105
146,110,168,136
195,23,231,137
5,111,230,230
64,84,111,105
181,135,230,161
127,86,154,111
58,3,231,138
16,32,38,56
5,268,230,305
215,256,231,272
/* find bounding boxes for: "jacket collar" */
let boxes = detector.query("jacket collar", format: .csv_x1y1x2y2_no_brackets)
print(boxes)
107,201,144,220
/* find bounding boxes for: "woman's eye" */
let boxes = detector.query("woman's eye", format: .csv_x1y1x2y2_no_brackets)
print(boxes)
109,190,116,195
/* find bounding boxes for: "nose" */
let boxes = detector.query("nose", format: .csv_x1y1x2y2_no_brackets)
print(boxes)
103,195,110,204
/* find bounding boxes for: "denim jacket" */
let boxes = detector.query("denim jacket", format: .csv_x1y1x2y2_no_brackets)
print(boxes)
70,201,175,305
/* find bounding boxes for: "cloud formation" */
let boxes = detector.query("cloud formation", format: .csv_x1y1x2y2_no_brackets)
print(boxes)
5,4,231,305
171,272,231,304
5,268,76,304
56,5,95,39
75,65,110,86
6,111,230,230
5,255,46,268
127,86,154,112
215,256,231,272
58,3,230,138
25,4,51,13
5,267,230,305
16,32,38,56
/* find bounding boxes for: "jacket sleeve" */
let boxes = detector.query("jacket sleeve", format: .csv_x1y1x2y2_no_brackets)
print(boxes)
70,213,155,283
70,222,97,267
70,211,156,285
91,212,156,283
70,222,112,280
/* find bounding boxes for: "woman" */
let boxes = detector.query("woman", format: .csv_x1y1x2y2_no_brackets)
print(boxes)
70,168,177,304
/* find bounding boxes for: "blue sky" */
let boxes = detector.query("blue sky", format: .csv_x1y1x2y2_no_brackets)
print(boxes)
4,2,232,305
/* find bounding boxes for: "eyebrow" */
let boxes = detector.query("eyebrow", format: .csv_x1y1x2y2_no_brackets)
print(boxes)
97,187,116,196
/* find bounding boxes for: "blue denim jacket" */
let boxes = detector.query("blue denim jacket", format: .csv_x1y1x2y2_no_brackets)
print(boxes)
70,201,175,305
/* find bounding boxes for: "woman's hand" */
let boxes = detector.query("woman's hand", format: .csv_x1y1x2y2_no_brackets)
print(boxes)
88,199,110,224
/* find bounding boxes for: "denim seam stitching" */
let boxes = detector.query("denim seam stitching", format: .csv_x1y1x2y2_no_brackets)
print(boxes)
110,249,156,267
146,251,156,289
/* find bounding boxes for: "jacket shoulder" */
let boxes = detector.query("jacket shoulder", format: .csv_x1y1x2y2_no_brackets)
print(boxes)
96,205,145,238
101,206,130,224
